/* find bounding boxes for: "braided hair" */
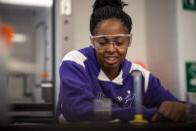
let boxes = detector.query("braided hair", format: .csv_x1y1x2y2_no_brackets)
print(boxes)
90,0,132,35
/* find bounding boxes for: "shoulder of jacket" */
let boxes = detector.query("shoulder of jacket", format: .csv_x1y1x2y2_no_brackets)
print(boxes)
62,50,87,68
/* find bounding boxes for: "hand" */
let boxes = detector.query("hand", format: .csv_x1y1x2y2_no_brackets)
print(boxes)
152,101,186,122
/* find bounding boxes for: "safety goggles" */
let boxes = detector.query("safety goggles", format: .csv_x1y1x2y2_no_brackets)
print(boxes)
90,34,132,50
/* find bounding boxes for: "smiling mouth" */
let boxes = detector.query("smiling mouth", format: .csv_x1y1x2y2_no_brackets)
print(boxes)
104,56,119,65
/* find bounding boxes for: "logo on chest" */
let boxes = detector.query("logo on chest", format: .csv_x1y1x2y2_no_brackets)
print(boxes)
116,90,135,107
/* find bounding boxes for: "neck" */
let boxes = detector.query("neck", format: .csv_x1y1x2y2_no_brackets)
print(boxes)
102,67,120,80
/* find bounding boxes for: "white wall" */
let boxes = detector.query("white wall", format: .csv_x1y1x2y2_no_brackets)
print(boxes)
145,0,180,98
177,0,196,100
125,0,147,64
72,0,93,49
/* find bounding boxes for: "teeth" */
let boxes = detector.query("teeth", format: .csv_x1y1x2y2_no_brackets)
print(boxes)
106,57,114,59
105,57,117,61
108,57,115,60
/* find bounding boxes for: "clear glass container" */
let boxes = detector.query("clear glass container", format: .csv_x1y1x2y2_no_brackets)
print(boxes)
93,98,112,121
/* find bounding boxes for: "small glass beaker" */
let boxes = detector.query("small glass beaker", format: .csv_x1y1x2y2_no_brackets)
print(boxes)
93,98,112,121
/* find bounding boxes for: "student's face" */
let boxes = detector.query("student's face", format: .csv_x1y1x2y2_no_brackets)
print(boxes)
92,19,130,71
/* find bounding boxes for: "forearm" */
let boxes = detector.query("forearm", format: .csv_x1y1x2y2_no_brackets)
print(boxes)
61,102,94,122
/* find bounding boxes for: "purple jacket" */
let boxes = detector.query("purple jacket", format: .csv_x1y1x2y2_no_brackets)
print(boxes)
55,46,178,122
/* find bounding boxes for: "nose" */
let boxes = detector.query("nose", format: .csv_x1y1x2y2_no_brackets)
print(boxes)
106,42,116,53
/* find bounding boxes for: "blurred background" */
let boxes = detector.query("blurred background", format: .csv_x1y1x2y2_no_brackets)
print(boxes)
0,0,196,125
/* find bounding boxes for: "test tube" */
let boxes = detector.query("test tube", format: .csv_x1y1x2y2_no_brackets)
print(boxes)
132,70,142,114
130,70,147,124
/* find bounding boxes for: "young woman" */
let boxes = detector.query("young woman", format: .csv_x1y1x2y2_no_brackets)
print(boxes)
56,0,186,122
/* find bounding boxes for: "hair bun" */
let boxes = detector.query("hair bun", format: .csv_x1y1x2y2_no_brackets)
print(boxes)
93,0,127,12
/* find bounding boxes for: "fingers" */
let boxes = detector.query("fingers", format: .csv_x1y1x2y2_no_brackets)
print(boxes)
159,101,173,119
155,101,186,122
152,112,166,122
152,111,175,122
152,112,159,122
172,102,186,122
175,103,186,122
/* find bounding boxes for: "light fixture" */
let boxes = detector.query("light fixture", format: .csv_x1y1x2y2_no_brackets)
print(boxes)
0,0,53,7
61,0,72,15
13,33,28,43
